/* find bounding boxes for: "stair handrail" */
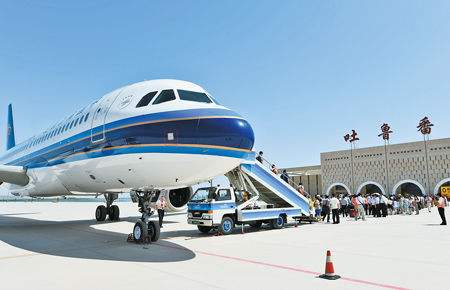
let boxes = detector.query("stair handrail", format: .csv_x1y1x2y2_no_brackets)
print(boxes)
255,154,298,188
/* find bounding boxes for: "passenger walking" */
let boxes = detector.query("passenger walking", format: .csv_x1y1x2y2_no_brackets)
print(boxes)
341,194,350,217
437,193,447,225
412,196,419,215
380,194,388,217
321,195,331,223
426,195,432,213
256,151,264,163
330,194,340,224
280,169,289,183
364,195,369,215
373,193,381,217
297,183,305,196
354,193,366,221
314,196,322,217
271,164,278,174
155,195,166,228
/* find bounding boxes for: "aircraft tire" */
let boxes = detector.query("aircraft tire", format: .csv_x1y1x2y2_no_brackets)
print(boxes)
108,205,120,221
95,205,107,221
133,220,148,242
148,221,160,242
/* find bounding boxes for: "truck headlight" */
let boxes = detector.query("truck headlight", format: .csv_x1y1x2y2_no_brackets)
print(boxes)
187,212,193,218
202,214,212,220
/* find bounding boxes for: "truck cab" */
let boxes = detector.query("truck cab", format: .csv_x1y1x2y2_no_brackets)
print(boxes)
187,186,293,235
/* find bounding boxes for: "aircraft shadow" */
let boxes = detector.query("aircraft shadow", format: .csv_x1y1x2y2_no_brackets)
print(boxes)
0,214,195,263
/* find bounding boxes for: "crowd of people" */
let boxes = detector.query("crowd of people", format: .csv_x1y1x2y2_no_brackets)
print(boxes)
257,151,448,225
303,191,448,225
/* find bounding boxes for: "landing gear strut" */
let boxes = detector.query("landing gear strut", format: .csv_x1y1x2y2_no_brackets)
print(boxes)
130,190,161,243
95,193,120,222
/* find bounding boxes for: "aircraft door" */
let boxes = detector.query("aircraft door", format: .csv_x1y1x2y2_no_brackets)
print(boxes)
90,89,123,143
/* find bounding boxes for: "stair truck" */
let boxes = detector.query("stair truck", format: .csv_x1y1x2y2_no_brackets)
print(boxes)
187,161,311,234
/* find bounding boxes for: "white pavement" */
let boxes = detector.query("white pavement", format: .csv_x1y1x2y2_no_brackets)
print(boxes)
0,202,449,290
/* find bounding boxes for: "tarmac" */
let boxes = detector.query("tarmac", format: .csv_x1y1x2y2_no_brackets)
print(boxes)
0,202,449,290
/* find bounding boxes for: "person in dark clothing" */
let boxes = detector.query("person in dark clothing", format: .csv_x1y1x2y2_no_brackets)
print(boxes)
437,193,447,225
256,151,264,163
321,196,331,223
280,169,289,183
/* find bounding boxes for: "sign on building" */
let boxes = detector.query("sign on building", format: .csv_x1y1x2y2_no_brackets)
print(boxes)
441,186,450,198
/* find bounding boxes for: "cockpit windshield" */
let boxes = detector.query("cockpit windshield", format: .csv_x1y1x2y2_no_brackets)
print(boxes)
191,187,217,202
178,90,213,103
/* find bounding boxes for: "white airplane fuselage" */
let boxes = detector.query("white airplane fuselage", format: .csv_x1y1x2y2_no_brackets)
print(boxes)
0,80,255,203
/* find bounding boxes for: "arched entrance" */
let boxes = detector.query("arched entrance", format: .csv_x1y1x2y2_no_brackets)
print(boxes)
356,181,386,196
434,178,450,195
392,179,425,196
325,182,351,196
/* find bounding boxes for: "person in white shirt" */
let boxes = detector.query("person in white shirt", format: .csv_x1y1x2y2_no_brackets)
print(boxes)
330,194,341,224
437,193,447,225
155,195,167,228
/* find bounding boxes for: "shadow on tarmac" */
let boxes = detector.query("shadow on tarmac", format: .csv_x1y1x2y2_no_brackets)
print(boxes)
0,214,195,263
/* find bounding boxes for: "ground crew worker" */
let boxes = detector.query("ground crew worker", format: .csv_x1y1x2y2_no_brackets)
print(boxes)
155,195,167,228
437,193,447,225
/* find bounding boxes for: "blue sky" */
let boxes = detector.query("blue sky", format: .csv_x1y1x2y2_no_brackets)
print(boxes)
1,0,450,168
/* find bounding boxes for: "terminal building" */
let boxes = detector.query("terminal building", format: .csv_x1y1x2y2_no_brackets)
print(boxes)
284,137,450,196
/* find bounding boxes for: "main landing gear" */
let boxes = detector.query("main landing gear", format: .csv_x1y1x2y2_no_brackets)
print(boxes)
95,193,120,222
129,190,160,243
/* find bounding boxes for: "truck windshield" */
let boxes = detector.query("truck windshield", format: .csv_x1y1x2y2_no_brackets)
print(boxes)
191,187,217,202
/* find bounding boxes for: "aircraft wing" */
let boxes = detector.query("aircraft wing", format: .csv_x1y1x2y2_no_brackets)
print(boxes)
0,165,29,186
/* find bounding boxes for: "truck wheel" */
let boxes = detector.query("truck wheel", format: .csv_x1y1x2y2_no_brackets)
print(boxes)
249,221,263,230
148,221,160,242
219,217,234,235
271,216,285,229
197,226,212,234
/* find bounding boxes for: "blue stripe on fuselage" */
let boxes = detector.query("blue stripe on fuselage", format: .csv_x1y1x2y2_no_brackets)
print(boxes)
1,108,254,168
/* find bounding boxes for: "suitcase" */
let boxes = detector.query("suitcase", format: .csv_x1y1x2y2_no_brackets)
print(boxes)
350,209,357,218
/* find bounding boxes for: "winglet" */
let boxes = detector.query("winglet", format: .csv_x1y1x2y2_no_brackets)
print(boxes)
7,104,16,150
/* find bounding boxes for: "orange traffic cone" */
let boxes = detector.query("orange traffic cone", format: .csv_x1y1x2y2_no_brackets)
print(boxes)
319,250,341,280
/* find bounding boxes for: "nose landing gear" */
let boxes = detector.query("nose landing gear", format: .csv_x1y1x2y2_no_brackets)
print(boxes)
129,190,161,243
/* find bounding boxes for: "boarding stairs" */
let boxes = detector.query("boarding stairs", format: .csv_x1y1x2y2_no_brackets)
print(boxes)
226,160,310,216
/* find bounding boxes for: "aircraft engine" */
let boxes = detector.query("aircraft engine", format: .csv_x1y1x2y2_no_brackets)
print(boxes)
164,187,193,212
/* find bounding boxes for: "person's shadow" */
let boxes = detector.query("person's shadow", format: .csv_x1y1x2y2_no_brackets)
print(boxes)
0,213,195,263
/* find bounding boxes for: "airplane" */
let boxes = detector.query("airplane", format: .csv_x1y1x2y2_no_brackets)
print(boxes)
0,79,255,242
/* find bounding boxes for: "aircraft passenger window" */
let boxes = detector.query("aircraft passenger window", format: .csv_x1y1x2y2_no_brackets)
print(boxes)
69,120,75,129
79,117,84,125
74,118,79,127
84,113,89,122
178,90,212,103
152,90,176,105
136,91,158,108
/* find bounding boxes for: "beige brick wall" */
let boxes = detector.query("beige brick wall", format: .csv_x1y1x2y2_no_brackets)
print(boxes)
321,138,450,195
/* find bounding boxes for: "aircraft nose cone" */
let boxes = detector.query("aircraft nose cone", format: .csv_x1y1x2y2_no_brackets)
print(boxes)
196,115,254,151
